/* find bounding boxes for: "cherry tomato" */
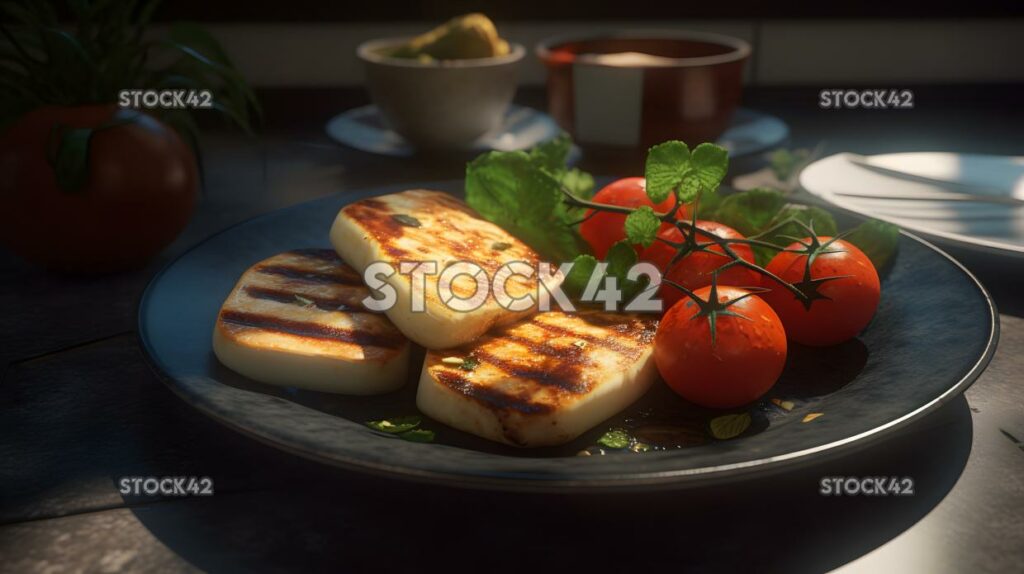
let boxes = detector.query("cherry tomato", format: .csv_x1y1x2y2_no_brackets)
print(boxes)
579,177,690,260
760,237,880,347
0,105,197,272
642,220,761,311
654,285,787,409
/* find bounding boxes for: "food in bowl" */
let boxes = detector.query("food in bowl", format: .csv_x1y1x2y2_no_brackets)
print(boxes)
387,13,510,61
537,31,751,149
357,14,523,150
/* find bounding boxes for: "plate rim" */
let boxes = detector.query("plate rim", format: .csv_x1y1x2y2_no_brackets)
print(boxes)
800,152,1024,259
137,182,999,492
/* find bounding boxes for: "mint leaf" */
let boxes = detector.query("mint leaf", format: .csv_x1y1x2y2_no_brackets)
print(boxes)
563,254,599,297
624,206,660,248
466,150,588,261
559,167,595,200
713,188,788,237
596,429,631,449
529,133,572,172
366,415,421,434
605,240,638,280
644,140,690,203
399,429,435,443
679,143,728,201
605,240,645,300
466,151,560,221
696,189,723,219
846,219,900,269
709,413,751,440
769,148,810,181
752,204,838,265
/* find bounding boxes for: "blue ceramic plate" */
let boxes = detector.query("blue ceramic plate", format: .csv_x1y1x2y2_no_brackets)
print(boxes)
325,105,787,159
139,181,996,491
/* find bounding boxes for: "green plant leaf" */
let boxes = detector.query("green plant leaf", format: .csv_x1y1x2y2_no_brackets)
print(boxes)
528,132,572,171
709,413,751,440
596,429,631,449
559,167,594,200
679,142,728,201
366,415,421,434
752,204,838,265
624,205,661,248
713,188,788,237
605,240,637,280
399,429,435,443
563,254,598,298
845,219,900,270
644,140,690,203
465,149,589,262
168,22,235,67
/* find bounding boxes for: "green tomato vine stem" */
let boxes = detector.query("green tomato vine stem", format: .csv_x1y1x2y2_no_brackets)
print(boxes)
559,185,842,306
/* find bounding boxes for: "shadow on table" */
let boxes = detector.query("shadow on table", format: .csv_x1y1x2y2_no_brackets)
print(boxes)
126,395,973,573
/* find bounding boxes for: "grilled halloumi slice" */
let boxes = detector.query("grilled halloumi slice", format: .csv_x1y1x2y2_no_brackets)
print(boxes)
212,249,411,394
329,189,553,350
417,311,659,447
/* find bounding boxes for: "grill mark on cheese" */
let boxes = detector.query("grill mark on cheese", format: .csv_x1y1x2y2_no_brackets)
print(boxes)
342,199,409,257
472,350,590,393
220,310,404,349
340,191,540,274
242,286,379,314
530,318,645,356
255,264,363,286
434,370,554,415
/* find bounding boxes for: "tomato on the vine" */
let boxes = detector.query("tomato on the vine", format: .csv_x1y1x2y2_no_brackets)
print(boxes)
760,237,880,347
654,285,787,409
579,177,691,259
642,220,761,311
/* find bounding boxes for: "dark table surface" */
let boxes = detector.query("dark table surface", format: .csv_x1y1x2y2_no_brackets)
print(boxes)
2,86,1023,573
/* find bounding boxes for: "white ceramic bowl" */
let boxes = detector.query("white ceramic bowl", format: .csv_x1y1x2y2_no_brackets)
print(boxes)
357,38,525,151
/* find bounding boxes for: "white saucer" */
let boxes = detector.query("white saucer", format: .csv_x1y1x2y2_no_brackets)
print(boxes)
800,152,1024,259
326,105,789,159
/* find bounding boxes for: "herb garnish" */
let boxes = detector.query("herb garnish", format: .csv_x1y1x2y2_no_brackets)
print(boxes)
365,416,435,443
596,429,631,449
398,429,435,443
366,415,421,434
392,214,422,227
293,294,315,307
709,413,752,440
491,241,512,251
465,133,594,262
441,356,480,371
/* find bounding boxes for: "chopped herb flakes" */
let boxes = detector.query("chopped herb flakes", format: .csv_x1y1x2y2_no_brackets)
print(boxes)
366,415,421,434
391,214,422,227
710,413,752,440
399,429,435,443
596,429,631,449
441,356,479,372
490,241,512,251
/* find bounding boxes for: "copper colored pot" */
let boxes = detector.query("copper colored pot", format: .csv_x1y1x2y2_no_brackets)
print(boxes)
537,31,750,152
